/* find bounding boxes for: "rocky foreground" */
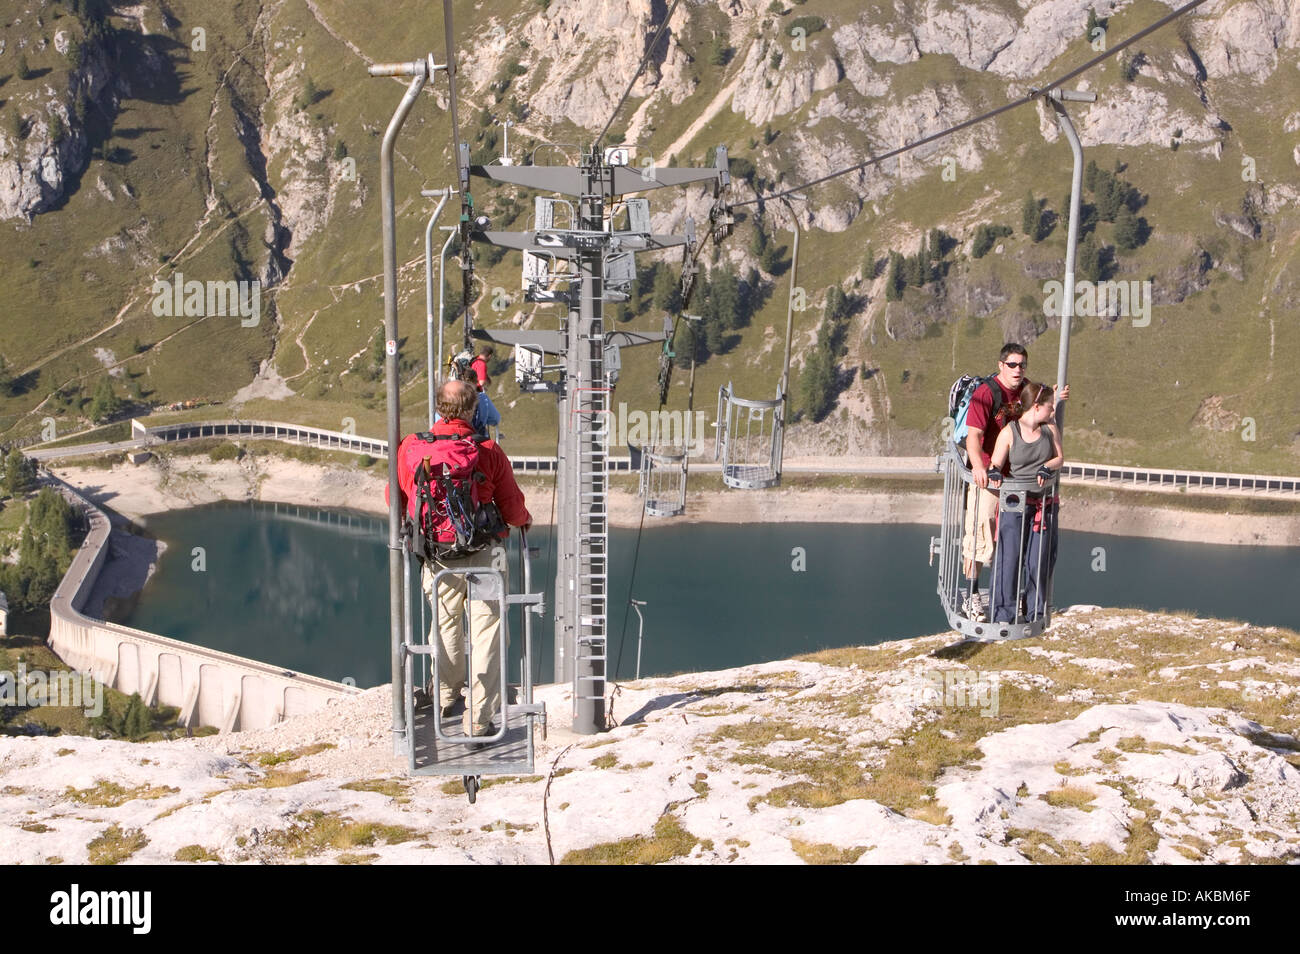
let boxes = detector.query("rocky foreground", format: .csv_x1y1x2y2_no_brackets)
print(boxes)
1,608,1298,865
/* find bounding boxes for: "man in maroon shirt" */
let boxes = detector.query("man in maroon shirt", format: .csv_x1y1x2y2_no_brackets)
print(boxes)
961,344,1067,619
395,379,531,737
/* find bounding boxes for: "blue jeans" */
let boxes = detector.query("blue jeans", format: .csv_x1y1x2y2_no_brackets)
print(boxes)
992,502,1057,623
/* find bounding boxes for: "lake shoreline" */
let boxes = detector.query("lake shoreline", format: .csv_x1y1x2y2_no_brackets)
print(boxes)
49,453,1300,548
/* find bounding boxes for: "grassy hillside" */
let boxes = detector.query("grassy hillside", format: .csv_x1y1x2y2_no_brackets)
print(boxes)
1,0,1297,476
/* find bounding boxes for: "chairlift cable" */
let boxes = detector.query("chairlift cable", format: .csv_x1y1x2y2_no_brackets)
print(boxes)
733,0,1210,209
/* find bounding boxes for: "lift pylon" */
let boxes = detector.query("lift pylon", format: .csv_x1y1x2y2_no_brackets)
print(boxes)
464,147,730,734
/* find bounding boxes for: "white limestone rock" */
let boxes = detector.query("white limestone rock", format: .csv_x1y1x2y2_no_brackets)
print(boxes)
730,39,842,126
1079,85,1219,147
521,0,696,131
1192,0,1299,82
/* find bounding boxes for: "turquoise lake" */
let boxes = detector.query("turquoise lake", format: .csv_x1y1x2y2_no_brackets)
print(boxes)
126,501,1300,687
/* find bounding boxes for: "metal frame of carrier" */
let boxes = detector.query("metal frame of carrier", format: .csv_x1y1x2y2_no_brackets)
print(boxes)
929,86,1094,641
715,383,784,489
932,445,1060,641
401,530,546,801
639,446,687,517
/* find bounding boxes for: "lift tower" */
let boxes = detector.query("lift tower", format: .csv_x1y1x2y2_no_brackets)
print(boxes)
466,149,729,734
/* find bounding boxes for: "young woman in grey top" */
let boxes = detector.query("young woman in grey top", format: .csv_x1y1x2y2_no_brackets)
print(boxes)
987,382,1063,624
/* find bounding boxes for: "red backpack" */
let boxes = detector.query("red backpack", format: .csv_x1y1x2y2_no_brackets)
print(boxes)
397,432,504,562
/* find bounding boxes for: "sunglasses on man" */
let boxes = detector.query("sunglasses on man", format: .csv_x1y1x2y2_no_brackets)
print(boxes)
1002,360,1027,369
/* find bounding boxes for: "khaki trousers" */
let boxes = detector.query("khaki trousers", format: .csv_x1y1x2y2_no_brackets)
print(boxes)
421,548,506,733
962,483,998,570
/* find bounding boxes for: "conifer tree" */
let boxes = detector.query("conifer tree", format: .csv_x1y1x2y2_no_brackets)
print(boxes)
885,251,905,301
1114,206,1141,251
1022,190,1040,239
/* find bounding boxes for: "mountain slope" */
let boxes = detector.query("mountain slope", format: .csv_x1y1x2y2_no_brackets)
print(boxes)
0,0,1297,475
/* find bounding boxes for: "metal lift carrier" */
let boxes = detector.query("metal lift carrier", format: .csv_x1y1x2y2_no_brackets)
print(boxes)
639,446,687,517
713,223,799,491
401,531,545,801
929,87,1094,641
932,446,1060,640
715,383,784,489
368,2,552,799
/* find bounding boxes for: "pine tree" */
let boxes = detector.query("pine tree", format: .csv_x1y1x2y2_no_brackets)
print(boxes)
1095,173,1122,222
123,693,151,739
1113,206,1141,251
1022,190,1040,239
651,264,679,316
741,266,760,322
928,229,946,261
0,354,13,397
823,286,848,324
1085,8,1106,40
4,449,36,497
1076,234,1103,282
299,76,320,110
708,36,729,66
710,266,742,331
799,341,835,421
89,377,122,423
885,251,905,301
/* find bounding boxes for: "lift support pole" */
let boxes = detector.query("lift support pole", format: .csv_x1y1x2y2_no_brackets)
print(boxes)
1046,88,1096,437
371,55,441,754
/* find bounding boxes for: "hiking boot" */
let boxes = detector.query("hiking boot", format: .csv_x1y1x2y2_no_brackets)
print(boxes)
412,688,434,711
961,591,986,622
465,722,497,751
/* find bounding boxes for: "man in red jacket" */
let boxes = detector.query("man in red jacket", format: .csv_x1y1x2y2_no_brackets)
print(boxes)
394,379,531,739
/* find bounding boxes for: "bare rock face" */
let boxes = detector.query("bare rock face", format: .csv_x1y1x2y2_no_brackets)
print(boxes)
1152,248,1213,305
521,0,696,131
731,41,843,126
840,0,1093,78
1192,394,1240,432
832,24,891,98
1079,85,1219,147
913,0,1019,72
983,0,1094,77
0,40,114,221
1194,0,1299,82
264,57,335,254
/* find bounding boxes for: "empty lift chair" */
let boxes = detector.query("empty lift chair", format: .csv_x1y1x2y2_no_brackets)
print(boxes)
931,445,1059,641
712,218,797,491
639,446,687,517
715,382,784,489
402,528,546,803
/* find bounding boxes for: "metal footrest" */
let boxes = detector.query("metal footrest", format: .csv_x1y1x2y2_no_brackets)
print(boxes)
408,705,538,777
